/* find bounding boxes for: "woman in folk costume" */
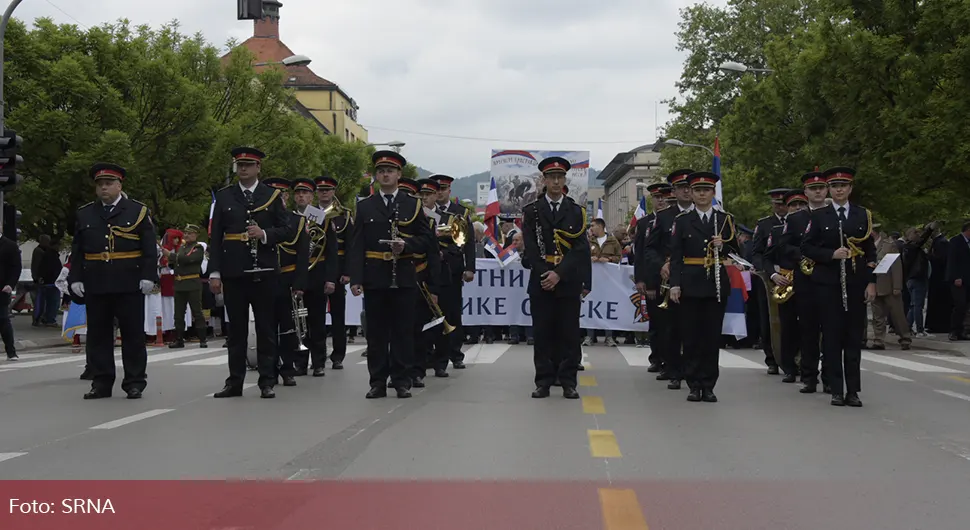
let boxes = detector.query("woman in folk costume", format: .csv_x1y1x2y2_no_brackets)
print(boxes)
144,228,182,338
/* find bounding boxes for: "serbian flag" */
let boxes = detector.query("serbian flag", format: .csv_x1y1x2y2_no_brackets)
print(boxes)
206,188,216,236
721,265,748,338
483,233,518,267
483,176,502,245
712,136,724,211
628,196,646,229
596,198,603,220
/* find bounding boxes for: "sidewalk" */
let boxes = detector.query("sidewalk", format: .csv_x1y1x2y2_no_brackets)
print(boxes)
8,313,72,353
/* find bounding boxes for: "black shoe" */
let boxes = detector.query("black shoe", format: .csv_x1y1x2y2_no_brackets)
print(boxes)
294,368,308,377
412,377,426,388
687,389,702,402
394,386,412,398
332,361,343,370
168,340,185,349
434,368,449,378
702,390,718,403
577,364,585,371
312,367,326,377
782,374,797,383
526,338,534,345
80,370,93,381
282,376,297,387
647,363,661,373
822,384,832,394
125,389,142,400
869,344,886,350
667,380,681,390
214,386,243,398
831,394,845,406
452,361,466,369
562,386,580,399
508,338,520,345
366,386,387,399
767,366,780,375
83,387,112,400
845,392,862,407
6,353,18,360
260,387,276,399
799,383,817,394
531,386,551,398
656,372,671,381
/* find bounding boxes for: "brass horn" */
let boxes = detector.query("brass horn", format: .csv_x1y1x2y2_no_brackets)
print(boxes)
436,215,467,247
657,280,672,309
281,288,310,351
772,269,795,304
799,257,815,275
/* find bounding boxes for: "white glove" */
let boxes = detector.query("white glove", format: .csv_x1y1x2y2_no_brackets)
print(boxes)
70,282,84,297
139,280,155,294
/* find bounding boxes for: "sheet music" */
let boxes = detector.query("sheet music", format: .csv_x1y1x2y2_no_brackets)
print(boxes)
301,205,326,225
873,252,900,274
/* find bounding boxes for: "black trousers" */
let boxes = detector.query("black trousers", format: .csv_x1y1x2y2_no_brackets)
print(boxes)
679,296,725,391
645,293,664,367
659,299,684,380
412,288,451,378
300,287,329,370
223,275,278,389
364,287,417,388
950,283,969,335
0,293,16,357
85,291,147,393
796,280,826,386
328,286,348,363
754,281,777,367
445,280,465,363
778,294,800,376
173,287,206,340
531,290,581,388
273,284,299,378
818,282,866,395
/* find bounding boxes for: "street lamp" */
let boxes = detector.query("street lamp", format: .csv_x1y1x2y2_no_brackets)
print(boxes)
664,138,715,157
368,141,405,153
719,60,774,74
254,54,312,67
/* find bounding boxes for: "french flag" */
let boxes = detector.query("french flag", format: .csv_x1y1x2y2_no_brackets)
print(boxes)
483,176,502,245
712,136,724,211
722,265,748,338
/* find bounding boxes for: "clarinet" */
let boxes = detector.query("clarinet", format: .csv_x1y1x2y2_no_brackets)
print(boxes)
713,211,722,303
390,202,400,289
838,218,848,312
535,212,546,262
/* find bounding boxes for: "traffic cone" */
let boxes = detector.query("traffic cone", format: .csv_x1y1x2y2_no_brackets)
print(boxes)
71,333,81,354
155,316,164,346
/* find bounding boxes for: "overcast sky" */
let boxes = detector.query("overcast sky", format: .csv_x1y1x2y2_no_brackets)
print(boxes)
14,0,726,177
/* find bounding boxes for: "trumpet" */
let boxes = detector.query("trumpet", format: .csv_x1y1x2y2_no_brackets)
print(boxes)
772,269,795,303
436,215,467,247
282,288,309,352
420,282,455,334
657,280,672,309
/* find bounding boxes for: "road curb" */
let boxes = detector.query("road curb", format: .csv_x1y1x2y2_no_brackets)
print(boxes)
14,337,72,352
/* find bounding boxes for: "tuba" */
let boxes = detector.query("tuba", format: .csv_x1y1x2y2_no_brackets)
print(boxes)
772,268,795,303
420,282,455,334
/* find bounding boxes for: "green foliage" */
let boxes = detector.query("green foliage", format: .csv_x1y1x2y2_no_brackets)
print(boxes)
4,17,374,241
662,0,970,232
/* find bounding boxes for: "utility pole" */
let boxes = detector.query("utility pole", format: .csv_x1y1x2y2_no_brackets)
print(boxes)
0,0,26,227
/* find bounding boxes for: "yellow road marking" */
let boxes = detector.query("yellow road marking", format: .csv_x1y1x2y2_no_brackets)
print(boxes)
588,430,622,458
582,396,605,414
599,488,649,530
579,375,598,387
948,376,970,384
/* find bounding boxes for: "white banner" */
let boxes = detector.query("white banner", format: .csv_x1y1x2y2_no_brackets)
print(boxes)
489,149,590,218
334,259,650,332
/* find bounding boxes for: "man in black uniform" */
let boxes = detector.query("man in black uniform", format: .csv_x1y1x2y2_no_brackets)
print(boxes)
521,156,590,399
751,188,791,375
430,174,476,370
207,147,292,399
634,182,672,366
69,163,158,400
290,177,337,377
763,189,808,383
348,150,436,399
642,169,695,389
801,167,877,407
668,171,740,403
412,178,448,386
313,175,351,368
773,171,831,393
262,177,310,387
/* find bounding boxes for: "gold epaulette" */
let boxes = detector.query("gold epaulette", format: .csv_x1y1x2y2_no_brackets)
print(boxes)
217,184,233,193
250,189,281,213
675,210,692,219
77,201,94,211
279,215,306,248
396,199,422,227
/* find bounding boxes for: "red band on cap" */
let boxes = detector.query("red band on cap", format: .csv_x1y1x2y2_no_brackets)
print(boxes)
805,176,825,185
294,183,315,192
691,177,717,186
375,157,402,168
543,162,567,172
95,169,124,180
267,183,289,190
787,194,808,204
420,185,437,193
670,175,688,184
827,172,853,182
234,154,261,162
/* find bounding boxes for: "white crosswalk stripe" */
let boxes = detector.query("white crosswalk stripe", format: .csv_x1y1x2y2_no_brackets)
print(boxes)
462,344,512,364
616,346,651,367
862,351,965,373
915,354,970,367
617,347,764,369
874,371,914,382
122,348,225,367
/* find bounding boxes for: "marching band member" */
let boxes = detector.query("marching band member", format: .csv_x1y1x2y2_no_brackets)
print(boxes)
207,147,292,399
293,177,337,377
413,178,447,386
801,167,877,407
751,188,792,375
521,157,590,399
348,150,436,399
69,163,158,400
314,175,351,368
668,171,739,403
634,183,672,365
642,169,694,389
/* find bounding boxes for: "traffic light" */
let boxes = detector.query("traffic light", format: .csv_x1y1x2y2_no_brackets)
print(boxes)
237,0,263,20
0,129,24,192
2,203,20,241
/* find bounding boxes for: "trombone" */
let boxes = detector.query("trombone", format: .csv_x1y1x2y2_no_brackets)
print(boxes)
281,288,310,352
420,282,455,334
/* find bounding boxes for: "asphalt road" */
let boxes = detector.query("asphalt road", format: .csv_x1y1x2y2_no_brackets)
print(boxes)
1,340,969,529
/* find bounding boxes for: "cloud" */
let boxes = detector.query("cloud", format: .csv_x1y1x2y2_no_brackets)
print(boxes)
12,0,724,178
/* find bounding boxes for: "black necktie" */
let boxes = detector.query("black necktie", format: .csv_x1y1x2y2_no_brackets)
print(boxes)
551,202,559,214
103,204,113,215
243,190,253,204
838,207,847,222
385,194,393,207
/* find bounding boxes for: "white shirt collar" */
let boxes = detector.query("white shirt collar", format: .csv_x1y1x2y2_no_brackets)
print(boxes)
102,195,122,208
380,189,398,201
546,194,563,208
695,206,713,219
239,180,258,193
678,203,694,213
832,201,850,216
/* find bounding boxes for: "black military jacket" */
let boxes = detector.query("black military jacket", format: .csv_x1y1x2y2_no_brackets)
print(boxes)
347,190,436,290
208,182,292,279
521,196,590,298
633,211,657,287
303,211,338,289
278,212,310,292
328,206,352,279
436,201,476,276
69,197,159,295
171,242,205,292
642,204,692,289
417,216,444,295
669,208,740,300
801,203,877,287
751,214,787,272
